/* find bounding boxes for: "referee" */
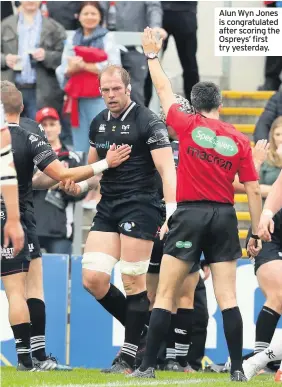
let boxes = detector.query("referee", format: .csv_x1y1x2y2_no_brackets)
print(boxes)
130,28,263,381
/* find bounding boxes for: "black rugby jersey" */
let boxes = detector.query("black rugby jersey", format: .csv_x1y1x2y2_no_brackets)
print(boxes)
19,117,48,142
1,125,57,214
89,102,171,198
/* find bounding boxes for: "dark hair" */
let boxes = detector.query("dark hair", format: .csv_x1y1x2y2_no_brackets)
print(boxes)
191,82,222,113
0,81,23,114
99,65,131,88
78,1,104,25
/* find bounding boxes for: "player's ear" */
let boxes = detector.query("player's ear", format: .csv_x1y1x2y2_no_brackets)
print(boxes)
126,84,132,95
20,104,24,113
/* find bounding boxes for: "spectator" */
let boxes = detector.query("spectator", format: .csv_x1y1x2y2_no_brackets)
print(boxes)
258,1,282,91
101,1,165,105
33,107,86,255
259,116,282,199
1,1,14,21
254,90,282,143
46,1,81,31
1,1,66,120
145,1,199,106
56,1,120,154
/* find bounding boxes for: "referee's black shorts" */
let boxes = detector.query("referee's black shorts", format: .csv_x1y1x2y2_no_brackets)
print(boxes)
164,201,242,265
149,233,200,274
1,210,30,277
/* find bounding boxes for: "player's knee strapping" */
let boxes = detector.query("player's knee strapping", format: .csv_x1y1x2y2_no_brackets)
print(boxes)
120,259,150,276
82,252,118,275
0,144,17,185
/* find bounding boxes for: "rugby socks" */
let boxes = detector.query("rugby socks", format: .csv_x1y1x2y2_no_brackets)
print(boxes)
222,307,243,373
140,308,171,370
97,284,127,326
11,323,33,367
120,291,149,368
255,306,280,354
252,341,282,368
27,298,47,361
166,314,176,361
175,308,194,367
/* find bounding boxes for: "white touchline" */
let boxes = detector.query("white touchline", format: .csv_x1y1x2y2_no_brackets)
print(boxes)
36,378,217,387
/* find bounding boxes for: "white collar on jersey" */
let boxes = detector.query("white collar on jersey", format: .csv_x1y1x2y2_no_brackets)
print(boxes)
107,102,136,122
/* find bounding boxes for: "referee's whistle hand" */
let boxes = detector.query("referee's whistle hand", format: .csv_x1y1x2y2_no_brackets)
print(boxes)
258,215,274,242
106,144,131,168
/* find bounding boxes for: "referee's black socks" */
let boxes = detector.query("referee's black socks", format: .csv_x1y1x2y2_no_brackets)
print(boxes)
140,308,171,370
255,306,280,353
120,291,149,368
27,298,47,361
222,306,243,373
97,284,127,326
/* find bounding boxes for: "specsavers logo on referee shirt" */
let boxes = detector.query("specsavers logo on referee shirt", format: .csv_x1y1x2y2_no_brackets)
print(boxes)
192,127,238,157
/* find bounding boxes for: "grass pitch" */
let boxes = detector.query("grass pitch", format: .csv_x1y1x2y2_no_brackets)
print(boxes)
1,367,278,387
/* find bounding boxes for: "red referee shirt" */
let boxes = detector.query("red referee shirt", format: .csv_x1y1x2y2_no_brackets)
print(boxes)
166,104,258,205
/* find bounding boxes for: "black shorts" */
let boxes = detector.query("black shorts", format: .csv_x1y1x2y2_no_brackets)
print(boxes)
148,234,200,274
246,210,282,274
164,201,242,265
22,209,42,259
91,193,163,241
1,210,30,277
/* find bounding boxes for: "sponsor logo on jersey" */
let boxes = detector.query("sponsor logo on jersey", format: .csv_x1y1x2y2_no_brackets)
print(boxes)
192,127,239,157
28,243,34,252
187,146,233,171
93,141,133,150
0,211,5,220
121,124,130,134
98,124,106,133
0,246,14,259
174,328,187,335
36,141,46,148
112,126,116,132
29,134,38,143
175,241,192,249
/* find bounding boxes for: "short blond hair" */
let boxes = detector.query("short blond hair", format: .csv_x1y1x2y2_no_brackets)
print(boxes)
99,65,131,88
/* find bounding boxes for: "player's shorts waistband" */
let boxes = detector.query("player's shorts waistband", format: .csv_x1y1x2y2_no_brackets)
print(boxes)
177,200,233,208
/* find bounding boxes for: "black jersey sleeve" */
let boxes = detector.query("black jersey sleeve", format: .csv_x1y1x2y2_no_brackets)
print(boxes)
20,117,48,142
89,117,98,147
142,110,171,151
26,133,58,171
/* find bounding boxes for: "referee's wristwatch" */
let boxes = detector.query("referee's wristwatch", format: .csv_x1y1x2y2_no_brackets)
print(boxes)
251,234,260,240
145,52,158,60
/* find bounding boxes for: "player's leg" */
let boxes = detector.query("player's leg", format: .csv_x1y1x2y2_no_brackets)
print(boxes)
116,234,152,371
1,217,34,370
252,224,282,356
131,204,203,377
205,203,245,381
187,276,209,371
243,340,282,381
82,200,126,325
25,214,72,371
174,269,199,370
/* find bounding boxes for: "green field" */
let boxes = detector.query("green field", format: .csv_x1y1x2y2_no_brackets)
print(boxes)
1,367,278,387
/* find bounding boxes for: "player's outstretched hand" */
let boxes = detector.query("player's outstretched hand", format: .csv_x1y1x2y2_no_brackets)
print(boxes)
4,219,24,256
258,212,275,242
106,144,131,168
59,179,81,196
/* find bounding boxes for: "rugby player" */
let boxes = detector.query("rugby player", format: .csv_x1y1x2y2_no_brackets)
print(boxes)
130,27,262,381
0,101,24,255
0,83,130,371
59,64,177,373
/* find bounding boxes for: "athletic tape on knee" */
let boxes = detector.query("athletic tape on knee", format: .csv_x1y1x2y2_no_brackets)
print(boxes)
0,144,17,185
120,259,150,276
82,252,118,275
